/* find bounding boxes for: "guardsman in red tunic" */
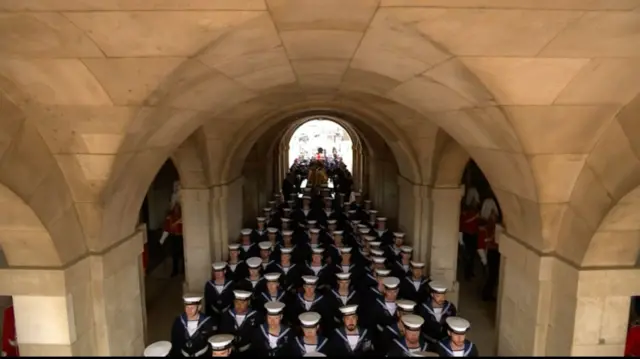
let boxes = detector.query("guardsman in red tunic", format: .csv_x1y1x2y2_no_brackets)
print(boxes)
165,206,184,277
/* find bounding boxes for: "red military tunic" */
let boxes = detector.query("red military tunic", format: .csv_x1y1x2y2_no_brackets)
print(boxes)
626,324,640,357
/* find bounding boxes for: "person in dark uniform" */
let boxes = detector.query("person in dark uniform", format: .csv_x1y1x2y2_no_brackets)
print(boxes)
266,246,302,292
218,290,261,357
419,281,457,344
144,341,172,357
226,244,249,281
266,227,281,247
301,248,334,291
170,295,216,357
436,317,478,357
381,299,418,354
253,272,291,320
237,257,266,295
372,217,394,246
386,314,430,356
252,218,268,244
239,229,259,260
290,276,331,334
258,241,276,270
385,232,406,262
204,262,235,329
366,276,401,339
290,312,330,356
282,172,296,201
326,272,361,331
328,304,376,356
326,231,346,265
391,246,414,279
207,334,234,357
251,301,293,356
399,261,430,303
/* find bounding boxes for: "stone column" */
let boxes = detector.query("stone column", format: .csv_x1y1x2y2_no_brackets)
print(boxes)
211,177,244,262
181,188,212,293
0,231,146,356
352,144,361,190
429,186,463,307
396,177,431,264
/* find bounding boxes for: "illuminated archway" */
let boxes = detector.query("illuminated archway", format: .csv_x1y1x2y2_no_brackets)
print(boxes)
287,118,354,172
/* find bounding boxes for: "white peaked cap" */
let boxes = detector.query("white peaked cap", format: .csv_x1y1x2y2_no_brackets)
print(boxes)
357,224,368,229
310,228,321,234
228,243,241,250
183,294,203,304
371,249,384,256
267,227,278,233
265,301,286,315
144,341,172,357
372,256,386,264
257,217,267,222
284,208,292,213
324,197,332,200
397,299,417,311
333,230,344,236
394,232,406,238
208,334,234,350
233,290,252,300
369,210,378,214
327,219,337,224
259,241,272,250
304,352,326,357
263,208,272,212
446,317,471,334
303,195,311,200
312,247,325,254
364,235,375,241
339,304,358,316
269,199,277,203
282,230,293,236
411,352,440,357
383,276,401,289
370,242,382,248
336,272,351,280
401,245,414,253
265,272,281,282
411,261,425,268
364,200,372,203
212,262,227,271
302,275,319,285
429,280,448,293
241,228,252,236
359,228,371,235
340,247,352,254
348,210,356,214
375,268,391,277
402,314,425,330
299,312,321,327
280,247,294,254
377,217,387,222
351,220,361,224
246,257,262,268
307,220,317,224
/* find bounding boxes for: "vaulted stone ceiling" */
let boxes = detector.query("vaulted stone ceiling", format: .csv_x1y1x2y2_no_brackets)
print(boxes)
0,0,639,268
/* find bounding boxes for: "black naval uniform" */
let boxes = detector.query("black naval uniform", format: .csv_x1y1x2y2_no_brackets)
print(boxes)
226,260,249,282
290,293,331,334
328,327,376,356
203,279,235,327
420,300,458,343
219,309,261,356
290,335,330,356
251,324,294,356
170,314,216,357
266,262,302,292
399,276,430,303
436,338,479,357
326,289,361,330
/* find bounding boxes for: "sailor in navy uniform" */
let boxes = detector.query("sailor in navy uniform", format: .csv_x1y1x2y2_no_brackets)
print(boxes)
381,299,417,354
359,256,387,293
253,272,291,322
327,272,361,331
226,244,249,281
365,276,401,344
266,246,302,292
237,257,266,297
251,301,293,356
366,210,378,228
386,314,430,357
373,217,394,246
319,197,338,227
328,304,375,356
290,276,331,335
219,290,261,357
207,334,234,357
266,227,281,247
239,229,259,260
204,262,235,328
251,217,269,244
257,241,277,269
419,281,457,344
274,230,303,264
291,312,330,356
436,317,478,357
399,261,430,303
326,230,345,264
391,246,414,279
325,219,339,237
385,232,406,262
292,196,318,228
144,341,172,357
363,200,373,214
301,248,334,291
299,228,325,260
170,295,215,357
334,247,363,281
282,211,293,226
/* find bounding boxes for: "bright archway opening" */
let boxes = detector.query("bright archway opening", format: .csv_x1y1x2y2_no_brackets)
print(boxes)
288,118,353,172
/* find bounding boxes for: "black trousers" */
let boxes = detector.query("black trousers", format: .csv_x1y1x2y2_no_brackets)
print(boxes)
483,249,500,299
170,234,184,275
462,233,478,279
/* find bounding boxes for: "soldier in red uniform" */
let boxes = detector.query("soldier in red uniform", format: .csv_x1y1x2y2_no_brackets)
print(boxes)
2,305,19,357
164,205,184,277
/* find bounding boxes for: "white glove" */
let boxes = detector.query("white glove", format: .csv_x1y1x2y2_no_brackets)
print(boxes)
159,231,169,245
477,249,488,266
458,232,465,246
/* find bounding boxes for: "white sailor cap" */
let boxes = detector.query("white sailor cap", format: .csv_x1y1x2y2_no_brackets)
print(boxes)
333,230,344,236
267,227,278,233
371,249,384,256
348,210,356,214
339,304,358,316
327,219,337,224
264,272,281,282
183,294,203,305
280,247,294,254
303,352,326,357
364,200,372,204
246,257,262,268
369,210,378,214
265,301,286,315
370,241,382,248
269,199,277,203
411,261,425,268
401,314,425,330
259,241,272,250
299,312,321,327
282,230,293,236
302,275,319,285
263,207,272,213
372,256,386,264
307,220,317,225
212,262,227,271
429,280,448,293
283,209,292,214
446,317,471,334
233,290,252,300
336,272,351,281
228,243,241,251
208,334,234,351
310,228,321,234
241,228,252,236
411,352,440,357
359,228,371,235
393,232,406,238
357,224,368,229
340,247,352,254
312,247,325,254
339,193,345,197
303,195,311,200
382,276,401,289
375,268,391,277
274,194,282,198
324,196,333,201
377,217,387,222
397,299,417,312
257,217,267,222
144,341,172,357
364,235,375,241
282,216,291,221
401,245,413,253
351,220,361,224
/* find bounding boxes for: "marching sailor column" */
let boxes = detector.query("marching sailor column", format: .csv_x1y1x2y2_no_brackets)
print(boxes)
180,188,213,292
210,178,244,262
429,185,464,308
